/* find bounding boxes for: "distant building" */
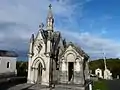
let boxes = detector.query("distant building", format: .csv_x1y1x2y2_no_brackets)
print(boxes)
94,68,112,80
103,52,112,80
104,69,112,80
95,68,103,78
0,50,18,78
117,75,119,79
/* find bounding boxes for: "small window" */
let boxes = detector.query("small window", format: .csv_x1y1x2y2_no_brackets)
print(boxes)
7,62,10,68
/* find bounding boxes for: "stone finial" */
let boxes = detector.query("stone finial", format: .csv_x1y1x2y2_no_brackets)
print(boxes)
47,4,53,18
39,23,44,29
30,34,34,42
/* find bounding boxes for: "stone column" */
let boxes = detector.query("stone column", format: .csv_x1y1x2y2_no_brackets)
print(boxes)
30,67,35,84
27,65,32,83
84,61,90,80
27,54,32,83
74,60,85,85
60,60,68,83
34,68,38,83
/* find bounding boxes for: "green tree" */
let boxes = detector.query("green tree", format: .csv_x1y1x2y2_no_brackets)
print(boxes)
89,58,120,78
16,61,28,77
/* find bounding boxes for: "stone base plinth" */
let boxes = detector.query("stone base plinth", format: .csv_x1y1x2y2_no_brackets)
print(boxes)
74,71,85,85
56,83,86,90
59,71,68,83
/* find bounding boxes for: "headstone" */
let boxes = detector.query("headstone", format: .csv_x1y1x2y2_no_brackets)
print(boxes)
117,75,119,79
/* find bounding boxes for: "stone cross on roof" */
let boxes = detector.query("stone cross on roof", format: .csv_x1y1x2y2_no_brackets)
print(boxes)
49,4,52,9
47,4,53,18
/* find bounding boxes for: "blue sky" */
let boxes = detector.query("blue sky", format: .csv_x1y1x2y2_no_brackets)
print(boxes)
0,0,120,60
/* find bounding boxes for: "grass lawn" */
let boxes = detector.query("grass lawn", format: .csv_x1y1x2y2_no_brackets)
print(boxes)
93,80,108,90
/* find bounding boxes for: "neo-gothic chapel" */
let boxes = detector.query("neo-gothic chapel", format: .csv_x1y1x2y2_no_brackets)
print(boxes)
27,4,90,90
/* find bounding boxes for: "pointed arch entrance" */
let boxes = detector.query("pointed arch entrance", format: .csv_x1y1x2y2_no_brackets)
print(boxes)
37,63,43,83
31,57,46,83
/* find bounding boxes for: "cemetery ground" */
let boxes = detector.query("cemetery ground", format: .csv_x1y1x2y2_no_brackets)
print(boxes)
93,79,120,90
1,78,120,90
93,80,108,90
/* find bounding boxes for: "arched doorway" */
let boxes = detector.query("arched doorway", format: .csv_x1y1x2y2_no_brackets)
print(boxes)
31,57,46,84
97,72,100,77
37,63,43,83
68,62,74,81
66,53,76,82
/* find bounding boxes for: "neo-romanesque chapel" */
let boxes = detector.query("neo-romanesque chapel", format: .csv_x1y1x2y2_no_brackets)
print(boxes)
27,4,90,90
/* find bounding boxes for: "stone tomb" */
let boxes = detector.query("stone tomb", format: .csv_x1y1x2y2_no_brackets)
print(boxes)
59,43,90,85
27,4,91,90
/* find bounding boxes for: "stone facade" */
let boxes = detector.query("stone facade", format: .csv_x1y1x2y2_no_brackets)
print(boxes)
27,4,91,89
95,68,103,78
95,68,112,80
59,44,89,85
27,4,58,86
104,69,112,80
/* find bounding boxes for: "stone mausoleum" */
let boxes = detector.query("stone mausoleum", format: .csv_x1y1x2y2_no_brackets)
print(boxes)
27,4,91,90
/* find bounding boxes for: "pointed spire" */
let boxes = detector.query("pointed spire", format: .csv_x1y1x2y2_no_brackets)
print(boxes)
30,34,34,43
46,4,54,31
29,34,34,56
103,52,107,70
47,4,53,18
39,23,44,30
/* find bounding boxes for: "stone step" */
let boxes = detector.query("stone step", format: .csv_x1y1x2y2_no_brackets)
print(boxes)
55,84,85,90
8,83,33,90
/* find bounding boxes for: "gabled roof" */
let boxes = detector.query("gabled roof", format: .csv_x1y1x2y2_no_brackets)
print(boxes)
59,42,89,59
0,50,18,57
69,42,89,58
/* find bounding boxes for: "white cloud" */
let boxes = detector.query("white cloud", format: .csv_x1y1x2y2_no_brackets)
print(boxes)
0,0,76,25
0,0,118,60
60,29,120,59
0,0,81,53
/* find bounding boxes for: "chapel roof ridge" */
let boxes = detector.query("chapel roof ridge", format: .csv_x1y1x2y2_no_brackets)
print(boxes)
67,42,89,58
0,50,18,57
